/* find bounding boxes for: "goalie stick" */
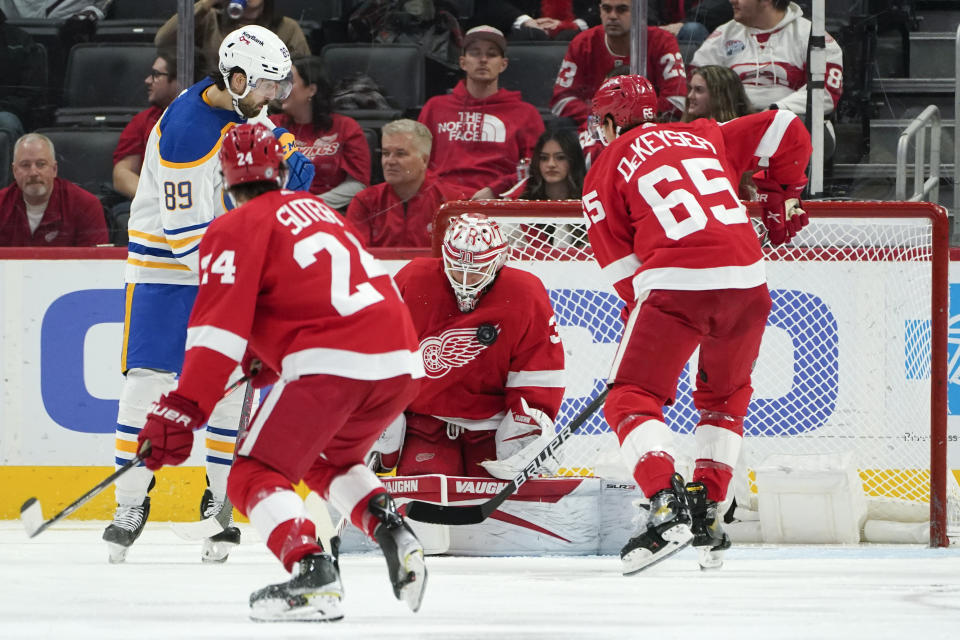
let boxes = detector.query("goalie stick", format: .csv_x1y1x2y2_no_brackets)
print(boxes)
20,374,251,539
404,387,610,525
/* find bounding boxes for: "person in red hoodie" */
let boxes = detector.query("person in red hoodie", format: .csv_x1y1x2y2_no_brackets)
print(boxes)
417,25,545,200
0,133,107,246
346,119,468,247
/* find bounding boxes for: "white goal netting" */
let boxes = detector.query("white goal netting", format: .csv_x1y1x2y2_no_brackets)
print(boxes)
434,200,958,542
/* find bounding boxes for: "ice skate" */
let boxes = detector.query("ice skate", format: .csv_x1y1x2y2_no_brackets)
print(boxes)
249,553,344,622
370,493,427,612
200,488,241,563
620,474,692,575
686,482,731,570
102,496,151,564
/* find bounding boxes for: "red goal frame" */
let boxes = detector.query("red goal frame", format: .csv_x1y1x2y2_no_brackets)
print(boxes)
433,199,951,547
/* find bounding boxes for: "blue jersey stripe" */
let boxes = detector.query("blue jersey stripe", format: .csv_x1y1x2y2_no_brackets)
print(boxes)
128,242,176,258
206,425,239,438
164,220,211,235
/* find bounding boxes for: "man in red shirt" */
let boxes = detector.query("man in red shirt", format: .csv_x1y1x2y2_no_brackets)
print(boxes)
551,0,688,126
346,119,468,247
583,75,810,574
0,133,107,246
417,25,545,199
112,51,181,201
137,123,426,622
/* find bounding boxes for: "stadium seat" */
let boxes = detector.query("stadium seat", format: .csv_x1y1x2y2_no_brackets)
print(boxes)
0,131,12,188
498,42,568,112
321,43,425,123
96,0,176,42
55,43,156,126
363,127,383,186
36,127,124,197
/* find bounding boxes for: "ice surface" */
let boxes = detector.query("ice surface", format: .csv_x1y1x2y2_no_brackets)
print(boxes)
2,521,959,639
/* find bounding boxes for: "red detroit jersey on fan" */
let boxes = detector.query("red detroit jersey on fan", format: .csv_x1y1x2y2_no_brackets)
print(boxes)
583,109,812,311
551,25,687,127
417,81,544,195
395,257,564,429
269,112,371,194
176,189,424,416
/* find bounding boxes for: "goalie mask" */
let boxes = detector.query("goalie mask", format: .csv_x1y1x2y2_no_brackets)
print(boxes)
219,123,284,190
218,25,293,117
442,213,509,313
589,75,658,146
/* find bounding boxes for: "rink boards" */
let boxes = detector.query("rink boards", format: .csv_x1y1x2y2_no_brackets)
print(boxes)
0,253,958,521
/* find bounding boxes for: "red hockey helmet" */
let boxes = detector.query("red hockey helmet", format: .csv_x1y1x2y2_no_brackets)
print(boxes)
219,123,284,190
590,74,658,129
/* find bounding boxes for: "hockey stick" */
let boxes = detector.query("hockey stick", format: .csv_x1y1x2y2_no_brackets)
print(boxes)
405,387,610,525
20,375,253,539
170,380,256,541
20,442,151,538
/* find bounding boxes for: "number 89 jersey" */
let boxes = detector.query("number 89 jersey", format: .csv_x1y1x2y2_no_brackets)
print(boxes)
177,189,425,415
582,110,812,309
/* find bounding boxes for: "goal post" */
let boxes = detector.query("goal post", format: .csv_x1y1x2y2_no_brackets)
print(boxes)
432,199,953,547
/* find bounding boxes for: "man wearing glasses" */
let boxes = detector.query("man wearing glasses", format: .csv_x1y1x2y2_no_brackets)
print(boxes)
103,25,314,565
112,51,181,206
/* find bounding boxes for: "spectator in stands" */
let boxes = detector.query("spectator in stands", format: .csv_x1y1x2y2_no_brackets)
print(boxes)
0,9,45,141
112,51,181,202
0,0,112,19
155,0,310,72
346,119,468,248
0,133,107,246
503,127,586,200
689,0,843,119
269,56,369,210
551,0,688,127
682,64,751,122
468,1,593,41
418,25,545,200
682,64,756,198
648,0,710,63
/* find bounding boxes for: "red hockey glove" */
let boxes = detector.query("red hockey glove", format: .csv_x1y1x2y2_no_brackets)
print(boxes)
241,349,279,389
138,393,205,471
754,175,808,246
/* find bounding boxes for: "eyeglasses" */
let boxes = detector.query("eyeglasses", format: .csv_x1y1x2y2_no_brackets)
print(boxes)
148,69,170,79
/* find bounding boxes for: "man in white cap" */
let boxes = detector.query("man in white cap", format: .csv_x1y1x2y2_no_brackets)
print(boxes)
417,25,544,199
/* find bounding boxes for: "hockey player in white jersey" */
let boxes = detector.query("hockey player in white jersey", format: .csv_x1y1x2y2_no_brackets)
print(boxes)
103,24,315,564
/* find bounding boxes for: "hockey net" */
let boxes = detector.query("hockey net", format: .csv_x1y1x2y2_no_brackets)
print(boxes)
433,199,957,545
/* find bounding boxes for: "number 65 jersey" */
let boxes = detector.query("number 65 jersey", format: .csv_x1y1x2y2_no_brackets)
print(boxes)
582,109,812,310
176,189,425,416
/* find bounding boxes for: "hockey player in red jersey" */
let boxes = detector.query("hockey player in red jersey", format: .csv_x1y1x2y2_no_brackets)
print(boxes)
582,75,811,574
137,123,427,622
372,213,566,480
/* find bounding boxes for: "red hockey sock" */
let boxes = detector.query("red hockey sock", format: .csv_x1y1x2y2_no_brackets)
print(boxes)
692,461,733,502
633,451,676,498
266,517,323,573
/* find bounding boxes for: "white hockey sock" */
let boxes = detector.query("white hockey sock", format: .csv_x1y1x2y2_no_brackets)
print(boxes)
114,368,176,504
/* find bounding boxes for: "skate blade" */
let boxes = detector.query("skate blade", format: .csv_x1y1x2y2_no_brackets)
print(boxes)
622,525,693,576
202,538,239,563
250,593,344,622
398,550,428,613
696,544,726,570
106,542,129,564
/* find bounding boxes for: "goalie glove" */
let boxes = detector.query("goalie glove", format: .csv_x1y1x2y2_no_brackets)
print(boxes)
753,174,808,246
480,399,557,480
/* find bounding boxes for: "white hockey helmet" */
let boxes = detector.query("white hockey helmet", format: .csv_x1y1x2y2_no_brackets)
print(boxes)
442,213,509,313
218,25,293,114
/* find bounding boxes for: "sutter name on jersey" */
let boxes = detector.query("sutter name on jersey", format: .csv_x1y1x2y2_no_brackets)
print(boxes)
276,192,344,235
